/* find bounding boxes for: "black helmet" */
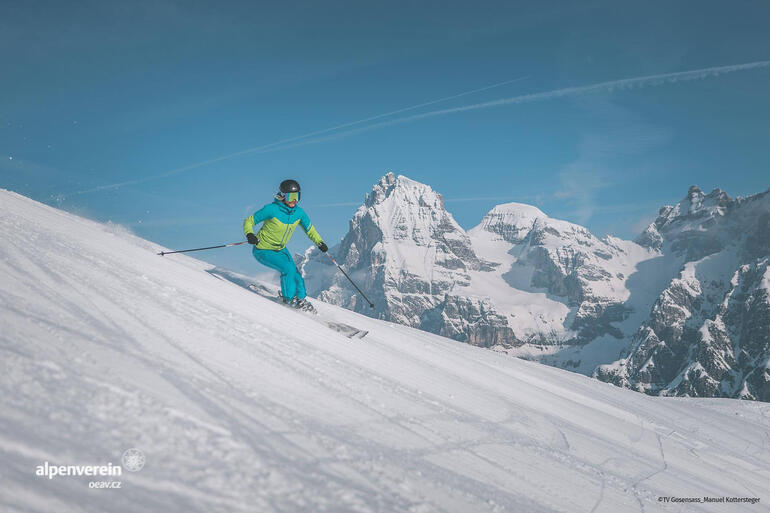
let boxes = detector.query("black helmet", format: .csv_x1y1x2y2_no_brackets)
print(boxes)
279,179,301,202
279,179,300,194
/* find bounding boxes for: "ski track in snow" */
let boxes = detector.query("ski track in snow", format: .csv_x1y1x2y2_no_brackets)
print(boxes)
1,189,769,512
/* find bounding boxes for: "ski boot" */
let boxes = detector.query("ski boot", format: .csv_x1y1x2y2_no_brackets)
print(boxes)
291,297,317,314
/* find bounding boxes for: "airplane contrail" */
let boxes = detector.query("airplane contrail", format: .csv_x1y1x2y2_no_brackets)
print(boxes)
65,59,770,197
254,59,770,153
63,76,529,197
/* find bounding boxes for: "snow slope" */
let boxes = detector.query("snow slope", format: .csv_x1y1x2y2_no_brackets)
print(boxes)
1,189,768,512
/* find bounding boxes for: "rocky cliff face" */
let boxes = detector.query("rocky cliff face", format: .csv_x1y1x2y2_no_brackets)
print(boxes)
301,173,495,332
302,174,770,401
595,187,770,401
498,214,653,343
303,174,654,365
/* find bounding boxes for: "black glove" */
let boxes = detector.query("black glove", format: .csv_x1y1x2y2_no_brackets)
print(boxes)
317,241,328,253
246,233,259,245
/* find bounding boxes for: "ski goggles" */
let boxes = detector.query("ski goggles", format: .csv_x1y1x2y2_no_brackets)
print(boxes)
285,191,300,202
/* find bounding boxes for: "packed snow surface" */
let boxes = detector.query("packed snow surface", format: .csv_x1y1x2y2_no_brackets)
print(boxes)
1,189,768,512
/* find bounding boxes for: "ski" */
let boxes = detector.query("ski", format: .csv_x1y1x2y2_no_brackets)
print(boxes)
247,283,368,339
207,269,369,339
325,321,369,339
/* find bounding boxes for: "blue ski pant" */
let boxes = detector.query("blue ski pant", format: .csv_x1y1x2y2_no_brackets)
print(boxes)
252,247,306,300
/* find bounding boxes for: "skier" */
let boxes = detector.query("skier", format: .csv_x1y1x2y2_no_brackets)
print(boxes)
243,179,327,311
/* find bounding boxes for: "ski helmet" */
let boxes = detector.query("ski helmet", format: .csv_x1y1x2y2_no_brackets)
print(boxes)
279,179,301,202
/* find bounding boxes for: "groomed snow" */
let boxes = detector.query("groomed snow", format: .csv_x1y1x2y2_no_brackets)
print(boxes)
1,189,768,512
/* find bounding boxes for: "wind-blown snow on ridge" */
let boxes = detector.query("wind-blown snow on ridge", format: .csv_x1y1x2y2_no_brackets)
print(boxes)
1,189,768,512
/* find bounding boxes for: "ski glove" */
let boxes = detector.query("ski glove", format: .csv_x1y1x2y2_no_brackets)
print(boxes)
317,241,328,253
246,233,259,245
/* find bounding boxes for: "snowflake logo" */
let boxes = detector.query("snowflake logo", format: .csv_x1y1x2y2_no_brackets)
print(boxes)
121,448,145,472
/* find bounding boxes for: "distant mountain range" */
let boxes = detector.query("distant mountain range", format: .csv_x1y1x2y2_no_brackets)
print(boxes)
301,173,770,401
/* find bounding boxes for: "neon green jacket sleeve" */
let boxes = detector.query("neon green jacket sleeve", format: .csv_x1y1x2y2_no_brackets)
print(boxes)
243,215,255,236
243,204,273,236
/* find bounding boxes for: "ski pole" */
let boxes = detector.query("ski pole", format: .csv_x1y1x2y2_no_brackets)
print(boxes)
158,241,249,256
324,252,375,309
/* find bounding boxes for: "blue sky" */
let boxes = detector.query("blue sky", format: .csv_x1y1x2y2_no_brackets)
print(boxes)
2,0,770,275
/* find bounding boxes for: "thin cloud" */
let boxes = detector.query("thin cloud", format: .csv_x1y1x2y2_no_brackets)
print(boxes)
554,167,608,225
64,59,770,197
552,96,674,226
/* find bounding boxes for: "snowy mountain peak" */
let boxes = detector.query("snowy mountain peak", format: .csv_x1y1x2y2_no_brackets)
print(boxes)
307,177,658,361
303,174,487,322
353,173,460,247
665,185,732,225
470,202,546,243
602,185,770,400
486,201,546,218
303,177,770,402
636,185,736,250
527,215,595,246
364,172,445,210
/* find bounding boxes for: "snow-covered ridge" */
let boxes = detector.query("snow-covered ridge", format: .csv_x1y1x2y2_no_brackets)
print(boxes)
599,186,770,400
304,173,661,374
304,175,770,401
2,188,768,512
303,172,490,326
470,202,546,243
